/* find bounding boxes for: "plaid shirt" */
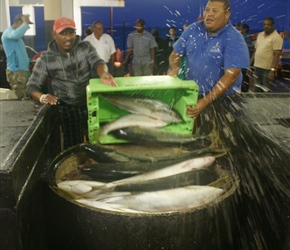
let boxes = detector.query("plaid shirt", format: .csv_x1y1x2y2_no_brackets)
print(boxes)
27,39,105,106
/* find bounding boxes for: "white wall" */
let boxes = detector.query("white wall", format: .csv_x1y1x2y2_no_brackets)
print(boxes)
1,0,10,31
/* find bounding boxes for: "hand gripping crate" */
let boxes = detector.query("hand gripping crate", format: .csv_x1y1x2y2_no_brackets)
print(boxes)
87,76,199,144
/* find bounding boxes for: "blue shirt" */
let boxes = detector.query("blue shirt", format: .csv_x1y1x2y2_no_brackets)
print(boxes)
1,23,30,72
173,21,249,95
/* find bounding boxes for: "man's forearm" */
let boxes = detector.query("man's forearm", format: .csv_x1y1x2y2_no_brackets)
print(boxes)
203,68,241,104
271,50,282,69
97,63,109,77
169,51,181,71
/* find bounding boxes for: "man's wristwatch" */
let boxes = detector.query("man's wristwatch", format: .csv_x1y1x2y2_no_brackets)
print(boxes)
270,68,276,72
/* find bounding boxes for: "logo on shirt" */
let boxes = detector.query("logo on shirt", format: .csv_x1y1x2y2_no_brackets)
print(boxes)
210,42,220,53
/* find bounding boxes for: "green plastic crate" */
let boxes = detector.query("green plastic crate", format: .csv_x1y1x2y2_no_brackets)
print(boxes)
87,76,199,144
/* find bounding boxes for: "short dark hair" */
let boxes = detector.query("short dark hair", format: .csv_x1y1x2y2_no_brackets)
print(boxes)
84,28,92,36
92,21,103,27
242,24,249,32
151,28,160,37
13,14,23,23
135,19,146,26
264,17,274,25
209,0,231,12
169,26,176,30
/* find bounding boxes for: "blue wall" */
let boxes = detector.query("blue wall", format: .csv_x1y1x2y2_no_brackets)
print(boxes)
9,0,290,52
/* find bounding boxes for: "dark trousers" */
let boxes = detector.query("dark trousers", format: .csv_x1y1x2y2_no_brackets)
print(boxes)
254,67,271,89
58,105,88,150
241,69,249,92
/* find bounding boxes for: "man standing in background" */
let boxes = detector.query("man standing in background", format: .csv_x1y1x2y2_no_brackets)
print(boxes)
1,14,33,99
250,17,283,91
240,23,254,92
165,26,179,72
122,19,157,76
85,21,116,76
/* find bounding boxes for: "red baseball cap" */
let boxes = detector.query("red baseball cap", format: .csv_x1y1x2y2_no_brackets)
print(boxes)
53,17,76,33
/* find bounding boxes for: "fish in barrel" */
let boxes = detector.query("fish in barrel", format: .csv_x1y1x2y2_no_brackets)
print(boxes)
81,156,216,197
90,185,224,213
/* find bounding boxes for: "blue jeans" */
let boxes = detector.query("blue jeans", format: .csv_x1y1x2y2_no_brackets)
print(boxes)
254,67,271,89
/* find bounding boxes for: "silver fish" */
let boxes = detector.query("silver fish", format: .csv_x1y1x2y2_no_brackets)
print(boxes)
114,126,212,146
82,156,215,198
76,199,143,213
57,180,105,195
100,114,168,135
102,94,182,123
98,185,224,213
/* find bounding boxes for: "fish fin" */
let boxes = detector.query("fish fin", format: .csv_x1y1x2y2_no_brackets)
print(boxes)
207,175,230,188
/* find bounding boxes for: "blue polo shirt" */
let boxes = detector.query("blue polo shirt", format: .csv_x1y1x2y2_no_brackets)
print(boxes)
1,23,30,72
173,21,249,95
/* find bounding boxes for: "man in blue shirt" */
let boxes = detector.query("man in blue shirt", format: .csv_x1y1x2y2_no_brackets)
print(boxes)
1,14,33,98
168,0,249,119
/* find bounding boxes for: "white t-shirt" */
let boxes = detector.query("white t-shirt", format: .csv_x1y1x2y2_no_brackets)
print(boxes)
254,30,283,69
85,33,116,63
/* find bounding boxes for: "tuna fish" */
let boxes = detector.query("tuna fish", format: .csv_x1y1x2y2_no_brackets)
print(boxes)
57,180,105,195
82,156,216,198
102,94,182,123
113,126,212,146
79,158,213,184
80,143,134,163
97,185,224,213
76,198,144,213
100,114,169,135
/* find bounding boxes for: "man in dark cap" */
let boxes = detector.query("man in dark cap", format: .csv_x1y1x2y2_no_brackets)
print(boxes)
1,14,33,98
122,19,157,76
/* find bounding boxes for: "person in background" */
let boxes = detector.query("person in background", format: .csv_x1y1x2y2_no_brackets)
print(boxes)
166,26,179,52
178,23,190,80
240,24,254,57
84,27,92,37
84,21,116,76
183,23,189,30
122,19,157,76
0,32,10,89
1,14,33,98
240,23,254,92
165,26,179,71
250,17,283,91
26,17,117,150
151,28,167,75
168,0,249,122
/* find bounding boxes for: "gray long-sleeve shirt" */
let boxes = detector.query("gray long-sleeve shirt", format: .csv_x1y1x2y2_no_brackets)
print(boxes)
27,39,105,106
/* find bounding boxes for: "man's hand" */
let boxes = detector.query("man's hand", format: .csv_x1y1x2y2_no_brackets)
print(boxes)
100,72,118,87
22,15,33,25
39,94,58,105
268,71,275,82
167,68,178,76
186,98,209,119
